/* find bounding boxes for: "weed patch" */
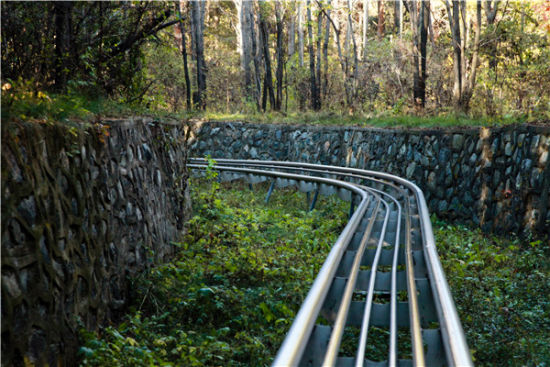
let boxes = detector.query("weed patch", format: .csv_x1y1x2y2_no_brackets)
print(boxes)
79,178,347,366
78,181,549,366
434,220,550,365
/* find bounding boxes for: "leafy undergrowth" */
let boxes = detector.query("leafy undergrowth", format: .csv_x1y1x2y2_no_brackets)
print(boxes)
5,79,546,128
434,220,550,366
78,175,549,366
79,177,347,366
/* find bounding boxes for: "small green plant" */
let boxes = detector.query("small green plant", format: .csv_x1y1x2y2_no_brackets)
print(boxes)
196,156,222,220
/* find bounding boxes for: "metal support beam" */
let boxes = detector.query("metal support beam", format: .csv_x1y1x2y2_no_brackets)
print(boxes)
265,181,275,203
309,187,320,212
349,194,355,219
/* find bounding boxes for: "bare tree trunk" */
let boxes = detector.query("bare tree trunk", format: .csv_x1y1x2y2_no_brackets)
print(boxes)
54,1,73,91
444,0,462,110
261,74,268,111
517,8,525,110
250,2,262,110
377,0,385,39
413,0,429,108
275,1,284,110
460,1,467,84
259,12,275,110
235,0,254,99
316,3,323,100
322,0,331,99
394,0,399,33
444,0,481,112
485,0,498,69
298,1,304,67
288,0,296,57
398,0,403,38
347,0,359,104
362,0,369,60
306,0,320,110
190,0,206,109
484,0,499,115
320,4,352,106
177,1,192,110
462,0,482,111
345,10,351,56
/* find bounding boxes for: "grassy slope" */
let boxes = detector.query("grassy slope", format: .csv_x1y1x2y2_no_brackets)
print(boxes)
197,111,528,129
79,180,549,366
4,85,540,128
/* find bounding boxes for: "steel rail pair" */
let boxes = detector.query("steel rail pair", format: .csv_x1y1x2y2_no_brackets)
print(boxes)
189,158,472,367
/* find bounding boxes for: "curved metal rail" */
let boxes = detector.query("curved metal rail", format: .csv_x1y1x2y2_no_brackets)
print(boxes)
190,158,472,367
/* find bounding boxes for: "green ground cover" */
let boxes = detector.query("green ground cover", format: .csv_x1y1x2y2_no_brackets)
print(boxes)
4,83,540,129
435,220,550,365
79,177,348,366
79,177,549,366
195,111,530,129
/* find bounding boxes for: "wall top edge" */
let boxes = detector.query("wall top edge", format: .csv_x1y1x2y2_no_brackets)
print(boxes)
193,120,550,135
6,118,547,135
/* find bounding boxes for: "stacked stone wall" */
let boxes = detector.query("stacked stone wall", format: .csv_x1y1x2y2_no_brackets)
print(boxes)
1,118,547,366
1,118,190,366
190,121,549,234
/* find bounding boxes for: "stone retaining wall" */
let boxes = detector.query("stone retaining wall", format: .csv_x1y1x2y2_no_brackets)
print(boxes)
1,118,190,366
190,121,549,234
1,118,547,365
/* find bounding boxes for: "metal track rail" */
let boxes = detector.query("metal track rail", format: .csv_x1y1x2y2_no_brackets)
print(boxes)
189,158,472,367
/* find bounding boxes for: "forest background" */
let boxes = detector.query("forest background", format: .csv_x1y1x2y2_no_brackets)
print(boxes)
2,0,550,125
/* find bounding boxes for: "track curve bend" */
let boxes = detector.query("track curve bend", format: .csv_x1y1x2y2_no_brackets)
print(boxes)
190,158,472,367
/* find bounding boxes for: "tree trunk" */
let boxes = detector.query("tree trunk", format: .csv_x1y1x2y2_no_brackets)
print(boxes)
462,0,482,111
54,1,73,91
260,13,275,110
250,4,262,110
306,0,320,110
96,2,105,91
288,0,296,57
275,1,284,110
190,0,206,109
362,0,369,60
321,5,352,106
261,73,268,111
444,0,482,113
347,0,359,104
322,0,331,99
298,1,305,67
235,0,254,100
377,0,385,39
485,0,498,70
177,2,192,110
484,0,499,115
413,0,429,108
398,0,403,38
394,0,399,33
444,0,462,110
316,4,323,101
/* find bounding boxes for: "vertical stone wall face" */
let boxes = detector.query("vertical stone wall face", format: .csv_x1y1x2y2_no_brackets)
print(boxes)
190,121,549,234
1,119,189,366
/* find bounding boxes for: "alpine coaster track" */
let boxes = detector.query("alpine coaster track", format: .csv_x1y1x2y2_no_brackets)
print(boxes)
190,158,473,367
